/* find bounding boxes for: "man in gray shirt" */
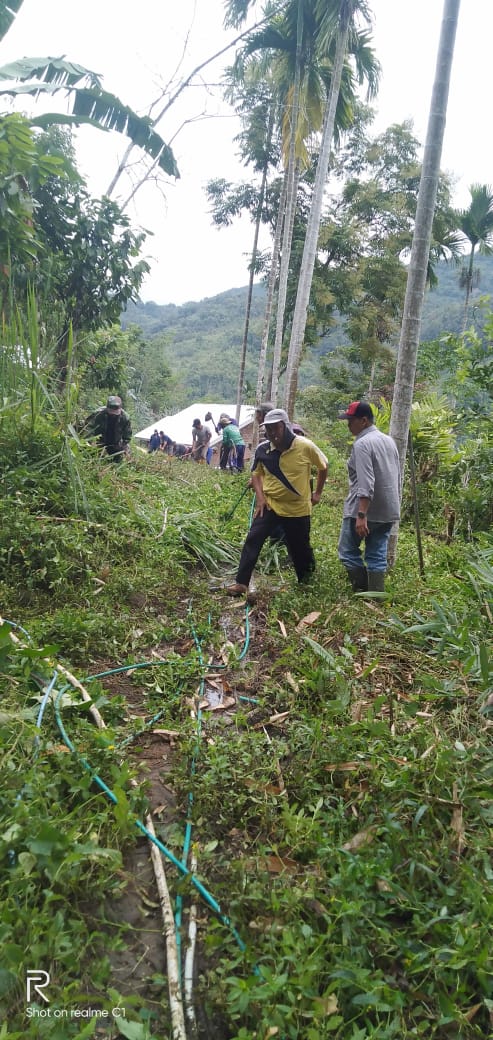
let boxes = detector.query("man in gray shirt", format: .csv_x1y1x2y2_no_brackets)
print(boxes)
337,400,400,593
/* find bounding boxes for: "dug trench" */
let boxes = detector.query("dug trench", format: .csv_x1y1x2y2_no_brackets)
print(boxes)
83,602,278,1038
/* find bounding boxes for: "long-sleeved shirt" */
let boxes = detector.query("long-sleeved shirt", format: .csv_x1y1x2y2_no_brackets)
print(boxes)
343,425,400,522
83,407,132,452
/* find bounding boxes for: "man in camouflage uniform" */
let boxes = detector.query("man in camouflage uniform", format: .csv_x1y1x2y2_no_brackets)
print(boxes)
83,395,132,460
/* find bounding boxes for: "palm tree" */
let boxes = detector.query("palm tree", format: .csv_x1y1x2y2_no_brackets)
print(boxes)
268,0,305,403
255,171,287,416
284,0,379,415
456,183,493,332
237,0,348,402
232,87,277,422
389,0,461,548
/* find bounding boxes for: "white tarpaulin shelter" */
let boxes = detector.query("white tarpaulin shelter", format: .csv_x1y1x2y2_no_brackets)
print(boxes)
134,403,255,448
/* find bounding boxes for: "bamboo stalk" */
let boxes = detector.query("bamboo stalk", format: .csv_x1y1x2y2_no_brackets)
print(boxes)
157,506,169,538
2,623,106,730
183,850,198,1037
54,662,107,730
33,516,105,525
145,813,187,1040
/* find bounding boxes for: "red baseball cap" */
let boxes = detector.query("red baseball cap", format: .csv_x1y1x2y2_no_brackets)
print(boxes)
338,400,373,420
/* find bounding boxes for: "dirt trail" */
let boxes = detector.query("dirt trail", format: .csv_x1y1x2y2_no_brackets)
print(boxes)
91,604,266,1034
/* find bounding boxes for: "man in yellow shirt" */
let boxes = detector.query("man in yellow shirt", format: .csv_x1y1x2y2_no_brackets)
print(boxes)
225,409,328,596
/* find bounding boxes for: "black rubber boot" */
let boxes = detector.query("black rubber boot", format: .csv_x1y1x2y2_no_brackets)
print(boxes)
368,571,385,592
345,567,368,592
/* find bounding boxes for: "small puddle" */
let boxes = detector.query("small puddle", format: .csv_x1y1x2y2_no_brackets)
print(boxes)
202,680,224,708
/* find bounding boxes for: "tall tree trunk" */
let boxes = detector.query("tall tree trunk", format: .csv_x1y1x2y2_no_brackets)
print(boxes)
367,357,376,396
284,1,351,416
271,163,300,402
235,108,274,423
461,244,475,333
253,170,287,446
388,0,461,559
270,0,304,405
390,0,461,469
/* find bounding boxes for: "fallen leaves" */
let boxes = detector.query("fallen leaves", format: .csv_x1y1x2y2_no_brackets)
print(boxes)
342,825,378,852
450,781,465,854
324,760,375,772
295,610,321,632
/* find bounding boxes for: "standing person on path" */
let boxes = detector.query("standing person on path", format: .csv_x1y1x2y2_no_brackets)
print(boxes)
337,401,401,593
82,395,132,461
225,409,327,597
219,414,245,472
191,418,212,463
148,429,160,453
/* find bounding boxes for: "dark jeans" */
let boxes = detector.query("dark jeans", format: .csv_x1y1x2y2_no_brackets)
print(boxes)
219,444,231,469
234,444,245,472
236,508,315,586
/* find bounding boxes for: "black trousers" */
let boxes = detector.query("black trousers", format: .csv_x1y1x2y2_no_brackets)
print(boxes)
236,508,315,586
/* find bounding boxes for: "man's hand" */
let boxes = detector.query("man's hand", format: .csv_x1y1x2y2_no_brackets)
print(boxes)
254,493,268,519
311,491,322,506
355,515,369,537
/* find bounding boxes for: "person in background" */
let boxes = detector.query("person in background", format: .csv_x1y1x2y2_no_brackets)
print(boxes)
159,430,174,453
219,413,245,472
173,442,190,458
191,418,212,462
255,402,306,438
82,395,132,461
209,413,236,468
337,400,401,593
148,429,160,453
225,409,327,597
205,410,239,434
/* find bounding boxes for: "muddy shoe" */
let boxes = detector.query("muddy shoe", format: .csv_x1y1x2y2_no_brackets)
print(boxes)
225,583,248,597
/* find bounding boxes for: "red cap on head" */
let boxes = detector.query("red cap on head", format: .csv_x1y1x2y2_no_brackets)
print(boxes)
337,400,373,420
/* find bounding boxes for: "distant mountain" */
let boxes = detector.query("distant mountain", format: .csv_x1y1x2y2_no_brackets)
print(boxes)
122,255,493,402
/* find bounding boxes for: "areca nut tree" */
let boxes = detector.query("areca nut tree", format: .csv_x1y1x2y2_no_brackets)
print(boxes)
284,0,378,415
456,183,493,332
269,0,306,404
389,0,461,478
221,67,279,423
234,105,276,424
237,0,352,404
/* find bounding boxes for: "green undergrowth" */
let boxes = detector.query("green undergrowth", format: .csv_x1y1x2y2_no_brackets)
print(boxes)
1,436,492,1038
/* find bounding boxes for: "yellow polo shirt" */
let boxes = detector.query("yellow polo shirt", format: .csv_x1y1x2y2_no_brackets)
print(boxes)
253,436,328,517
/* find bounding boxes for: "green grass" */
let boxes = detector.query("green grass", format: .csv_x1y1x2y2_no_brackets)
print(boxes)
1,440,492,1038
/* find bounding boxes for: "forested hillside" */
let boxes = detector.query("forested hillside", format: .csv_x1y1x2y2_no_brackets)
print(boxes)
122,253,493,403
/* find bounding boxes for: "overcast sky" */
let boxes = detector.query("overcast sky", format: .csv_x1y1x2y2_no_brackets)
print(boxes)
3,0,492,305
